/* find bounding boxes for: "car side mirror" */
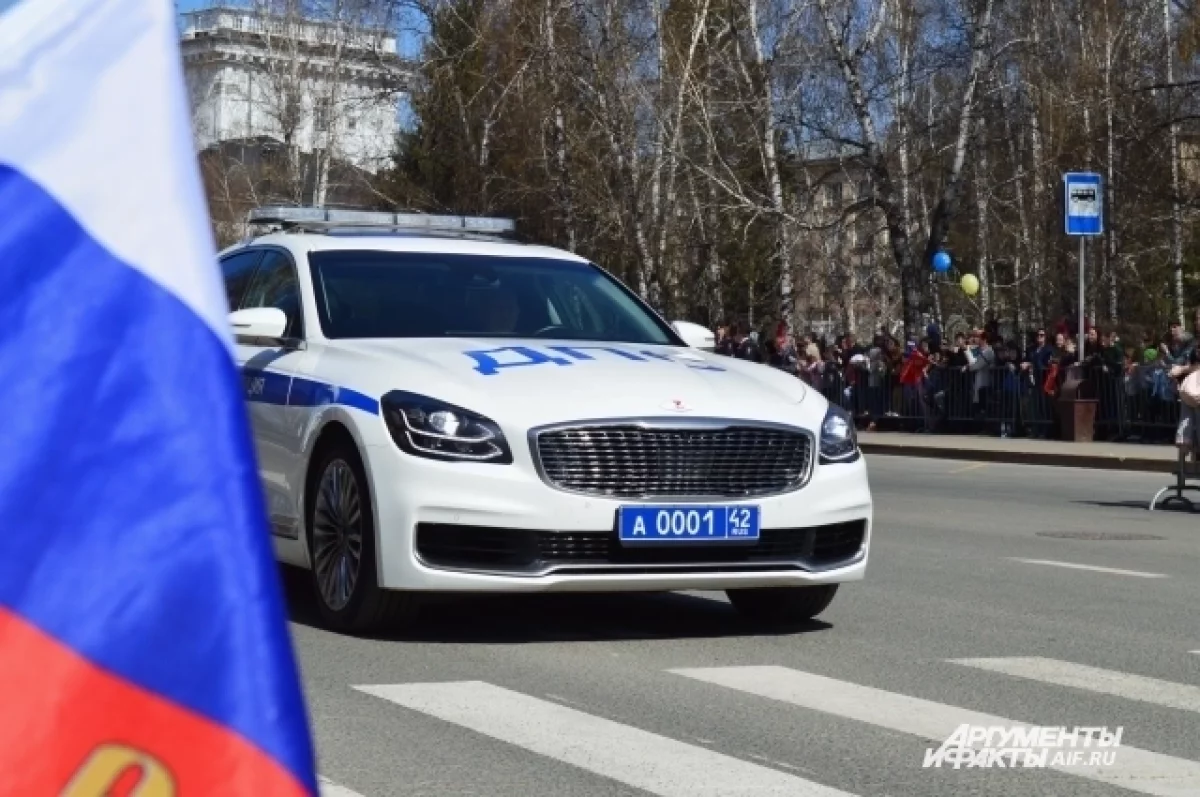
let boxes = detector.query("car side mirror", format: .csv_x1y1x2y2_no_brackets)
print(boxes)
672,320,716,351
230,307,288,344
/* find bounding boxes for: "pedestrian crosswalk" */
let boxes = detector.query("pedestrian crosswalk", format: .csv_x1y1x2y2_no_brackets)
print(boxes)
952,656,1200,714
322,655,1200,797
318,775,366,797
673,665,1200,796
357,681,854,796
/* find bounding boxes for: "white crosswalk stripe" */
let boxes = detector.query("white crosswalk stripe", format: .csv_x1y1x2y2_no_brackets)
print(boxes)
1007,558,1168,579
951,657,1200,714
318,775,366,797
671,665,1200,797
355,680,857,797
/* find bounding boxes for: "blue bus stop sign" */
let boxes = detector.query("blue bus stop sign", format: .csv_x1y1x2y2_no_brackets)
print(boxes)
1063,172,1103,236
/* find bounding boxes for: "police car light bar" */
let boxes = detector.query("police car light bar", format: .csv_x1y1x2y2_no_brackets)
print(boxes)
246,206,517,236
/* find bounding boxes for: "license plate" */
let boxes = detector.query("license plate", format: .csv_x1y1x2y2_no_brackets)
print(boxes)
617,505,760,543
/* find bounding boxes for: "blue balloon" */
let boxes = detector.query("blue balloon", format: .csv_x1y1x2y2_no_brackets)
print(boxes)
932,251,952,272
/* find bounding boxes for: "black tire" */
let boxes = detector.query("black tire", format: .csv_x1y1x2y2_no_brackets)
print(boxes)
725,585,838,624
305,437,418,634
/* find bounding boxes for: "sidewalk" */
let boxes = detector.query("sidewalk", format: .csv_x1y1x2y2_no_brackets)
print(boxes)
858,431,1181,473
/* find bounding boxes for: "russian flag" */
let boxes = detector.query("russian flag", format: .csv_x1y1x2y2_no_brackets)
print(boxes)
0,1,316,794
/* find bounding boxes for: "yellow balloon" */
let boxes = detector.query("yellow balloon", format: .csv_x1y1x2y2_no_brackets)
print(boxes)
961,274,980,296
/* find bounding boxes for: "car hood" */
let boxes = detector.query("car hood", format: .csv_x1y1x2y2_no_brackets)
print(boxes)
319,338,826,429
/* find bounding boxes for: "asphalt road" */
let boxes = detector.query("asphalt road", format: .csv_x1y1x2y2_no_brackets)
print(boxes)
288,455,1200,797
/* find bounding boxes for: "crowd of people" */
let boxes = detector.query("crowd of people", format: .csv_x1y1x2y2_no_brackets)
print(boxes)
711,310,1200,453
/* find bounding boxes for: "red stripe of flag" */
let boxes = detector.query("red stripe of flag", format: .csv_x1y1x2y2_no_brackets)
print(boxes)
0,607,309,796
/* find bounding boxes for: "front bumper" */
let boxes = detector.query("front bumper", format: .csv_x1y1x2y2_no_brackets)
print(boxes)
362,443,873,592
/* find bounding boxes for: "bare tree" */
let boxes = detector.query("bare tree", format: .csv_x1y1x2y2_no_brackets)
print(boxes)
814,0,1000,335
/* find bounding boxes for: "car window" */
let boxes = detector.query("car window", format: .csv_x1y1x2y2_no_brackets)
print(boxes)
307,251,679,345
220,250,263,311
243,250,304,339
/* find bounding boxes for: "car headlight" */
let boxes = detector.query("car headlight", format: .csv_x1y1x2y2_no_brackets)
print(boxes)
381,391,513,463
820,404,859,464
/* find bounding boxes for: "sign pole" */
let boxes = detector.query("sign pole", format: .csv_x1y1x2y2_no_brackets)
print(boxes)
1063,171,1102,353
1078,236,1085,353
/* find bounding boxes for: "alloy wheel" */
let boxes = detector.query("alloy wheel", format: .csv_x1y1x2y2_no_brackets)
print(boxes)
312,459,364,612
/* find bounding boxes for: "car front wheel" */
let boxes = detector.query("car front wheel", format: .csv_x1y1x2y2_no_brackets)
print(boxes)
307,440,417,634
725,585,838,624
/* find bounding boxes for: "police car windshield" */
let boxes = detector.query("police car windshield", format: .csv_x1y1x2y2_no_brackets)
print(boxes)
308,250,679,344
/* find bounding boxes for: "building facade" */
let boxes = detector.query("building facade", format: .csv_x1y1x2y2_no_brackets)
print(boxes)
180,6,409,175
791,142,898,342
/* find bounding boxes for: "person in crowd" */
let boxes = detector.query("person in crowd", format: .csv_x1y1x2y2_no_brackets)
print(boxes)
819,345,846,408
861,342,888,423
1059,335,1079,369
761,335,778,365
1144,339,1178,438
797,350,821,387
1019,329,1055,438
768,320,799,375
1184,308,1200,363
802,332,821,363
963,332,996,427
882,337,904,417
734,321,761,361
1083,325,1100,357
995,341,1022,438
714,320,737,357
1088,327,1126,439
898,339,929,428
945,333,970,368
1166,320,1189,365
984,313,1000,345
1025,329,1053,369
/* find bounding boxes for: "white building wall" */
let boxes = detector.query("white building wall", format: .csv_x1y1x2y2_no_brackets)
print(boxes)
180,8,405,173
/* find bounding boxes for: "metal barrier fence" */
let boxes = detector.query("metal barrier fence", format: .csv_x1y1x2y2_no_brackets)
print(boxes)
796,362,1181,442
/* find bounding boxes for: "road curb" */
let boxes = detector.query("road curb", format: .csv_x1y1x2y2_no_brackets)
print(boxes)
859,442,1176,473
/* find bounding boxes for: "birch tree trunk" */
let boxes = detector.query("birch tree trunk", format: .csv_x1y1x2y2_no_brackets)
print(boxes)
1103,18,1118,322
921,83,943,327
1026,41,1047,323
313,20,348,208
655,0,712,315
973,114,991,315
543,0,578,251
1164,0,1185,325
1077,8,1096,327
920,0,997,273
697,31,723,321
745,0,794,333
894,2,917,315
816,0,923,337
999,85,1031,332
574,0,654,297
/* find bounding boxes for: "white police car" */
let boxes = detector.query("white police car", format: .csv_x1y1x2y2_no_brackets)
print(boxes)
221,207,872,632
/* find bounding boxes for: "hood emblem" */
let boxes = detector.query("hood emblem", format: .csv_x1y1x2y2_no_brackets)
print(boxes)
662,398,693,412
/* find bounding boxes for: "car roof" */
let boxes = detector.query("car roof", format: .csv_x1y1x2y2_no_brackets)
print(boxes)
221,230,591,264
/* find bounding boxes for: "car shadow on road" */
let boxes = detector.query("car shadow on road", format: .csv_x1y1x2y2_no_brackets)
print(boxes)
1073,499,1196,512
279,566,833,643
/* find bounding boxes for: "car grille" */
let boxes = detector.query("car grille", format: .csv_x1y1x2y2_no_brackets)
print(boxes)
532,424,814,498
415,520,866,576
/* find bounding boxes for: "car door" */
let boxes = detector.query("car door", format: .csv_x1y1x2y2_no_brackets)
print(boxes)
232,247,312,541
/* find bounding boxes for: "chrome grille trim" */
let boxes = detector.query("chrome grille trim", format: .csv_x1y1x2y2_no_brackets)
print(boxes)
528,417,816,500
